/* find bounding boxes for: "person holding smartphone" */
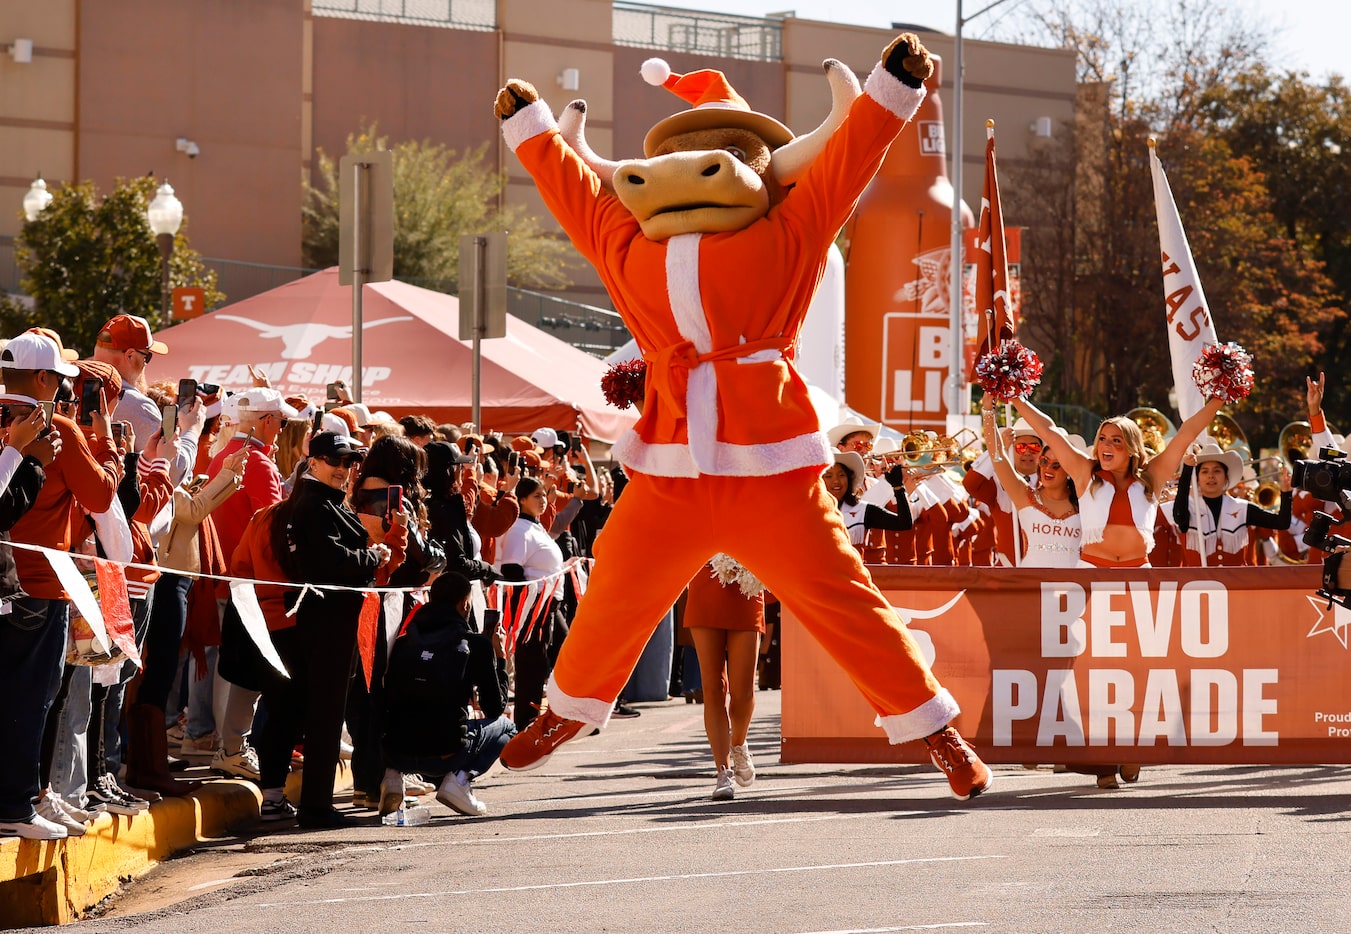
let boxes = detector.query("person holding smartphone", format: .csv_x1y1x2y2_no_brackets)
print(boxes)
266,432,391,829
0,332,121,840
345,434,446,812
90,315,199,486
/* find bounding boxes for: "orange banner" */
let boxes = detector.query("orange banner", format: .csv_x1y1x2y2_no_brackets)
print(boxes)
782,565,1349,765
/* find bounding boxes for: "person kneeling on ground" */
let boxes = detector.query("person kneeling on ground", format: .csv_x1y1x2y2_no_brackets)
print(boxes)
379,573,517,817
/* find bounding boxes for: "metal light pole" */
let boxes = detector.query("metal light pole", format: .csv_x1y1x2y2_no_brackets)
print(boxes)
949,0,1025,417
146,181,184,328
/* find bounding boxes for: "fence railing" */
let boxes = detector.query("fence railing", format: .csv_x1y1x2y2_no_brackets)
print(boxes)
311,0,494,30
613,1,782,62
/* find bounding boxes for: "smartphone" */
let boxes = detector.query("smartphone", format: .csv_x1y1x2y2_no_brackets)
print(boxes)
313,409,325,434
79,378,103,426
507,451,519,472
37,400,55,426
386,484,403,516
198,382,220,396
0,405,11,429
160,405,177,440
326,382,341,401
176,378,198,407
571,435,583,454
111,422,124,445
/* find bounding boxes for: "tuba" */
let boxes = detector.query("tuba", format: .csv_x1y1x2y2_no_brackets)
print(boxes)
1126,407,1176,458
1279,420,1316,470
1206,411,1251,464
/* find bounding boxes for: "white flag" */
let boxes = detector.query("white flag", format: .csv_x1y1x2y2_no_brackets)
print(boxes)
1149,142,1219,421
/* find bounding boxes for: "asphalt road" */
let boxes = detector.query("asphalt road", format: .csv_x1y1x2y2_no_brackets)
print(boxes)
66,690,1351,934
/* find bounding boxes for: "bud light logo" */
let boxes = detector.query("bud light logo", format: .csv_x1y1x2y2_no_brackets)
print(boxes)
918,121,945,157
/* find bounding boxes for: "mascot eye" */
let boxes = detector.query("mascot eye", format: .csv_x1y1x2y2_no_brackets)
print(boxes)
723,146,747,162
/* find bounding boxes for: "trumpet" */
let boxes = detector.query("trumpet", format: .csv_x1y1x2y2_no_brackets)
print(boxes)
901,429,958,470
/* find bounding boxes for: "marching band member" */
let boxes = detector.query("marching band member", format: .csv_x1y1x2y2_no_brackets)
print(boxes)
1171,443,1291,567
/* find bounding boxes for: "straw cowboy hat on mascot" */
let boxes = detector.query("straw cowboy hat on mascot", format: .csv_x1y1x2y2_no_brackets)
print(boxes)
495,34,991,801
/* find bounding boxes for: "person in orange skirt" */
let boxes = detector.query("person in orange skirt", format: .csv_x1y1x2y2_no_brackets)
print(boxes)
684,556,765,801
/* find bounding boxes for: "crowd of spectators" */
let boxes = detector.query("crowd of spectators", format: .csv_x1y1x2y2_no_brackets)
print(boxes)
0,316,619,839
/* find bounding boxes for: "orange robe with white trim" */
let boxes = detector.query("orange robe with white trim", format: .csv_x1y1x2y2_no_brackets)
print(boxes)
500,62,959,742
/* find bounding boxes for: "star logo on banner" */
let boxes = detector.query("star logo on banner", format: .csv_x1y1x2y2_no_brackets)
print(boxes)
1306,594,1351,649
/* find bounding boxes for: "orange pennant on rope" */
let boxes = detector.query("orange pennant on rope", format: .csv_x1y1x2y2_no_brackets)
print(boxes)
357,591,381,689
94,558,139,666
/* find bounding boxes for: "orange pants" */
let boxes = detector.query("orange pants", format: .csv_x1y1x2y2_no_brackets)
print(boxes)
548,467,958,743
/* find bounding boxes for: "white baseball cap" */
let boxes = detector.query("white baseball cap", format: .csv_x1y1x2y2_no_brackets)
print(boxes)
531,427,560,449
0,332,80,377
234,387,284,415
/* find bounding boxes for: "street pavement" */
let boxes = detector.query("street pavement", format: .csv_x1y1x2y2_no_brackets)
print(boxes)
67,689,1351,934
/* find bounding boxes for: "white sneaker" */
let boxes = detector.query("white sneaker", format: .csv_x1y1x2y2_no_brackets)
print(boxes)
403,773,434,796
436,771,487,817
379,769,406,817
37,790,87,836
339,725,354,761
712,766,735,801
212,744,261,781
730,743,755,787
0,811,68,840
55,795,102,824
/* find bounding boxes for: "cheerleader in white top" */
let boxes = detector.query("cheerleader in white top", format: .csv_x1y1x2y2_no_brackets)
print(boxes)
981,396,1082,568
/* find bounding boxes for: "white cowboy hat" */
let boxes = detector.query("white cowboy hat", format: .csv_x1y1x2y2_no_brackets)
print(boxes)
1192,442,1244,483
1011,418,1042,441
829,450,868,495
827,415,882,449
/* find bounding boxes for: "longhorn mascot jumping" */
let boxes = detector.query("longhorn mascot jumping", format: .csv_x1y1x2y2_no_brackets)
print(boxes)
496,33,992,801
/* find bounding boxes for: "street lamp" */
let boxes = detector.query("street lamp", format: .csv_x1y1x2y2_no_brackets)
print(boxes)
22,176,52,222
948,0,1027,417
146,180,183,327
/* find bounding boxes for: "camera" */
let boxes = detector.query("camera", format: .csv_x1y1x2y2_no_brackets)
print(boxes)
1293,447,1351,608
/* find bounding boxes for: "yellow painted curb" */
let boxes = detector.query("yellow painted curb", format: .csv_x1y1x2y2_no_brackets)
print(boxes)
0,764,349,927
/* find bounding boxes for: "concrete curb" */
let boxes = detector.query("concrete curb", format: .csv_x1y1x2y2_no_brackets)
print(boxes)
0,767,335,927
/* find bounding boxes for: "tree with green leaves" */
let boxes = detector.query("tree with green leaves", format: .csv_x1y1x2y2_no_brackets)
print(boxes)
6,175,221,356
302,124,572,293
995,0,1345,446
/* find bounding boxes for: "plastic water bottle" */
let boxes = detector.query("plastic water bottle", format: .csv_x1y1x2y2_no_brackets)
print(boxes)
381,805,431,826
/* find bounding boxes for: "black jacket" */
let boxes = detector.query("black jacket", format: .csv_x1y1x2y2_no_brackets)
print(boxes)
0,454,46,603
426,491,498,583
282,477,381,617
382,601,504,759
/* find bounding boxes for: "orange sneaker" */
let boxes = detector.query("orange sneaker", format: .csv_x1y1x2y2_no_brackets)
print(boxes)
499,708,586,771
923,726,992,801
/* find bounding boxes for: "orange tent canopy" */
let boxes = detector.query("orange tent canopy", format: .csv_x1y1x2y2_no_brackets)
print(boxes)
154,268,637,442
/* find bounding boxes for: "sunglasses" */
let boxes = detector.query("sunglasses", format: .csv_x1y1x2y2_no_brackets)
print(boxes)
133,349,154,365
1012,441,1041,454
315,454,362,468
1038,456,1062,470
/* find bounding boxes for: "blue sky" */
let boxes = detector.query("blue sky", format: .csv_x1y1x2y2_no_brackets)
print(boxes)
647,0,1348,82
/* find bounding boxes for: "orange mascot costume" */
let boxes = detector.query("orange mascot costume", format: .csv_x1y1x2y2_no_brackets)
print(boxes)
496,34,991,800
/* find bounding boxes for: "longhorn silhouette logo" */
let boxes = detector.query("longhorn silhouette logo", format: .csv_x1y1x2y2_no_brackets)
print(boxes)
214,315,414,359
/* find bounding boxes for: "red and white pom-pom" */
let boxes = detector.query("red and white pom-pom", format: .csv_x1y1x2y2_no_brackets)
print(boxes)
601,359,647,410
1192,341,1254,403
974,340,1044,402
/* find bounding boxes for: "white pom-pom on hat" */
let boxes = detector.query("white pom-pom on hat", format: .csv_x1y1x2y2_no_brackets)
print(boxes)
641,58,672,86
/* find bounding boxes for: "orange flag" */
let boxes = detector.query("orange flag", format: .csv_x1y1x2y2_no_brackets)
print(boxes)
967,122,1013,380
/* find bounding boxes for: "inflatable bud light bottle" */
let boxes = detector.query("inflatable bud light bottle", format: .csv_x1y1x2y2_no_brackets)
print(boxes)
843,56,974,433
